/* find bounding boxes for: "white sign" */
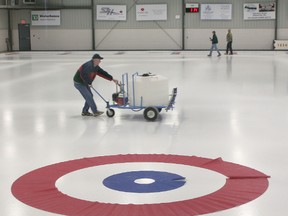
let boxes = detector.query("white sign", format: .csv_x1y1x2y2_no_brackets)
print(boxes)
274,40,288,50
136,4,167,21
186,3,199,8
31,11,60,26
244,3,276,20
96,5,126,21
201,4,232,20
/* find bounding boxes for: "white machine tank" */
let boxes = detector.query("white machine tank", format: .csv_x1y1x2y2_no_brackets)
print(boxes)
128,73,169,107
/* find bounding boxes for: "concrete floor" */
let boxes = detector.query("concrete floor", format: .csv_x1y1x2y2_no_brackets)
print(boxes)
1,51,288,215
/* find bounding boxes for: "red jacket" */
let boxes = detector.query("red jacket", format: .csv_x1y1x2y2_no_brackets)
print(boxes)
73,60,113,85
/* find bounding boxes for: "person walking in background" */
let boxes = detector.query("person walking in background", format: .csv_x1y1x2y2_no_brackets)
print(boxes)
208,31,221,57
73,53,118,117
226,29,233,55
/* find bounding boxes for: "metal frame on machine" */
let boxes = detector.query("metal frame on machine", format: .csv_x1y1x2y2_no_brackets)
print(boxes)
91,72,177,121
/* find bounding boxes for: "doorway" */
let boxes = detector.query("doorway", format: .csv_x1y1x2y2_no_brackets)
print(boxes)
18,23,31,51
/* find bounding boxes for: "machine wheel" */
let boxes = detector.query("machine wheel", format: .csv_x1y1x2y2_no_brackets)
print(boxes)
106,109,115,117
143,107,159,121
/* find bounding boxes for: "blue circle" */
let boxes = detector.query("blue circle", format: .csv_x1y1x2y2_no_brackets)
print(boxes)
103,171,186,193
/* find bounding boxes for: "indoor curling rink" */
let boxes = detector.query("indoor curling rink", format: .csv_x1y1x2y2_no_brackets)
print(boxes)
1,50,288,216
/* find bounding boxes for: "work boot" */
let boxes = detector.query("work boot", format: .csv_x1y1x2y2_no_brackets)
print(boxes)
81,112,93,116
93,111,104,117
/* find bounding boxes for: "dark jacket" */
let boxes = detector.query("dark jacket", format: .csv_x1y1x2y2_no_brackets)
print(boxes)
211,34,218,44
73,60,113,85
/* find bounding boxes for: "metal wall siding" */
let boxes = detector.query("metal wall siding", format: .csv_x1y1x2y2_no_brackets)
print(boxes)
2,0,288,50
9,0,284,30
278,0,288,28
62,0,91,7
11,10,30,28
34,0,91,7
60,9,92,29
185,0,276,29
94,0,182,29
0,9,8,29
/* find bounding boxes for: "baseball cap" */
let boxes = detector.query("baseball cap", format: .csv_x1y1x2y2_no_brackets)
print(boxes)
92,54,103,59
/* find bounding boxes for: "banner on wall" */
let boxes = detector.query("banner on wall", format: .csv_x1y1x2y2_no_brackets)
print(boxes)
136,4,167,21
244,3,276,20
31,11,61,26
96,5,126,21
201,4,232,20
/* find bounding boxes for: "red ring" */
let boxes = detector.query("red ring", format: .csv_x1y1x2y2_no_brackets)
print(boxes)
11,154,270,215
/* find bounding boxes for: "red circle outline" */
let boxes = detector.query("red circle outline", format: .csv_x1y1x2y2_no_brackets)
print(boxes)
11,154,270,216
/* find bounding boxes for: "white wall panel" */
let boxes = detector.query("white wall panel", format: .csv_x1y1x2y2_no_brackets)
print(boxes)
11,29,19,50
278,29,288,40
185,29,275,50
95,29,182,50
0,30,8,51
0,9,8,52
31,29,92,50
12,29,92,50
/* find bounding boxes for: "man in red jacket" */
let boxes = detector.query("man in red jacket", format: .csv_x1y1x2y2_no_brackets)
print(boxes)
73,53,118,117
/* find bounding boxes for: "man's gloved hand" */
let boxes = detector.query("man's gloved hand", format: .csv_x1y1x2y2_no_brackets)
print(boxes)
112,79,119,85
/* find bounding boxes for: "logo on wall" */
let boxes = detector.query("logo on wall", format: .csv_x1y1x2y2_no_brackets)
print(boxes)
31,11,61,26
100,7,123,16
96,5,127,21
31,14,39,21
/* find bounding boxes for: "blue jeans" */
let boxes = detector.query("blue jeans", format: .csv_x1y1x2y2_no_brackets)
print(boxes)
209,44,221,55
74,82,97,113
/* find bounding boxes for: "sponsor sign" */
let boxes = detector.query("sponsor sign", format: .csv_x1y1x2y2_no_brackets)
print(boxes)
201,4,232,20
31,11,60,26
244,3,276,20
96,5,126,21
136,4,167,21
